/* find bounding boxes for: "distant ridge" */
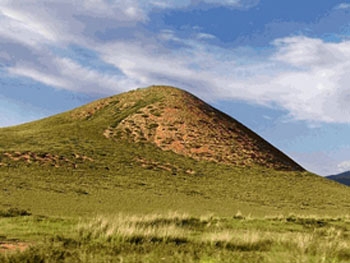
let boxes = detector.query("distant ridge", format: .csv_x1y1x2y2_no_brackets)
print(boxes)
327,171,350,186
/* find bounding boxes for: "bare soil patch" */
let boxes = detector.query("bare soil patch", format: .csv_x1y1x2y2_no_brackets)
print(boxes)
0,241,30,253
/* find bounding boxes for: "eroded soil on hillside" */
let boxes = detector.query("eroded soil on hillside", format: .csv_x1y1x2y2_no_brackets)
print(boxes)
0,241,29,254
104,87,302,171
0,151,93,168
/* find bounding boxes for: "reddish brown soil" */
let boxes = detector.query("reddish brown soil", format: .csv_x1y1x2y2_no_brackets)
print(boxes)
0,151,93,168
104,86,303,171
0,241,30,253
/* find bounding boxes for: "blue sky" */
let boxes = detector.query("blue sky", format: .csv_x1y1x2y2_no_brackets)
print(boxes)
1,0,350,175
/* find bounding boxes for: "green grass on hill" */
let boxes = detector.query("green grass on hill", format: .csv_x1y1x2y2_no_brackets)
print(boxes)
0,86,350,261
0,86,349,217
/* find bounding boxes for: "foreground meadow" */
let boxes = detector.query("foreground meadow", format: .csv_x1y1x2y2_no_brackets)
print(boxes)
0,210,349,263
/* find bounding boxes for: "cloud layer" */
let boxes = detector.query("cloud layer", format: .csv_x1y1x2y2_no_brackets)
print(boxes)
1,0,350,124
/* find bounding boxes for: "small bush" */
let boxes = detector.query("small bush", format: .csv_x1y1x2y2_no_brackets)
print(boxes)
233,211,245,220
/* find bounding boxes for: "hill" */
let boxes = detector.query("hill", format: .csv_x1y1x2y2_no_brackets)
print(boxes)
99,86,302,170
0,85,349,217
327,171,350,186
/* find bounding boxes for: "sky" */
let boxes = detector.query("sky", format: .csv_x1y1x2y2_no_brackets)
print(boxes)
1,0,350,176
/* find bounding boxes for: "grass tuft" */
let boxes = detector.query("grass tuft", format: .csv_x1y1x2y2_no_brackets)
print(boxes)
0,208,31,218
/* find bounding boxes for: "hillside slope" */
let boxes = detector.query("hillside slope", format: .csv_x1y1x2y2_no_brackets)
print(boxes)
0,86,349,217
97,86,302,170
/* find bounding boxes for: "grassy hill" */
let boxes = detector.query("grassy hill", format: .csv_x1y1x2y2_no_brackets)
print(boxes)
1,86,350,262
0,85,348,218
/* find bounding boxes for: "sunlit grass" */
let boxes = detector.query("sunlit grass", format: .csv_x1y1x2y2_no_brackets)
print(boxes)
2,212,349,262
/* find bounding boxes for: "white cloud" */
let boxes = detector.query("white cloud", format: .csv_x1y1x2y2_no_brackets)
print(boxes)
0,7,59,43
7,57,134,95
335,3,350,9
55,58,136,94
97,40,219,96
267,36,350,123
201,0,259,8
337,160,350,172
0,3,86,48
196,33,216,40
273,37,346,68
145,0,257,10
2,1,350,125
8,66,70,89
93,34,350,123
81,0,143,19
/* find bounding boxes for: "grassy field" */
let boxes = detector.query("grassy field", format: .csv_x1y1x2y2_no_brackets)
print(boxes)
1,211,350,262
1,147,349,218
0,86,349,261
